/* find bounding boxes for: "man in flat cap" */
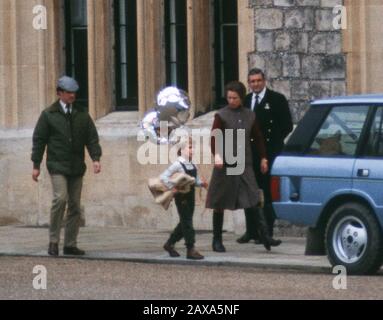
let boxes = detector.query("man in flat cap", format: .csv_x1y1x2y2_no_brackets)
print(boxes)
31,76,102,257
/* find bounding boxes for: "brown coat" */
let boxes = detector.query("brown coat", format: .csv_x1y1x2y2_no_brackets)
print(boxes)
206,106,266,211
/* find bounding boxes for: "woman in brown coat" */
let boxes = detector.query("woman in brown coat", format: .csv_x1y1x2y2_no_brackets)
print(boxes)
206,81,281,252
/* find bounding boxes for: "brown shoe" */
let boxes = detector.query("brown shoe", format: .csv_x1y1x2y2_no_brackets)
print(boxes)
163,243,180,258
48,243,59,257
187,248,204,260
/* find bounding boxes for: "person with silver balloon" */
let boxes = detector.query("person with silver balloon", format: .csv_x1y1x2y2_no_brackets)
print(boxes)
160,137,208,260
142,87,208,259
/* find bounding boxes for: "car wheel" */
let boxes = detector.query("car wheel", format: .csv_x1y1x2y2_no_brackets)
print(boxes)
325,203,383,275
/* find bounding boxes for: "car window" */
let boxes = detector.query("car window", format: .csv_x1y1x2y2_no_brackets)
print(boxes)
307,106,369,157
365,107,383,157
283,106,330,155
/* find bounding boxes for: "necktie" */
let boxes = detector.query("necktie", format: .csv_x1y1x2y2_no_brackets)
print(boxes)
66,105,71,115
253,94,259,112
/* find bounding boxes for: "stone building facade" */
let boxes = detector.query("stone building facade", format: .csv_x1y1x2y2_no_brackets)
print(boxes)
1,0,383,231
251,0,346,122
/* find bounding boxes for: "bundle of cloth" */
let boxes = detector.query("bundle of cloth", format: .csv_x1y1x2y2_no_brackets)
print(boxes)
148,173,196,210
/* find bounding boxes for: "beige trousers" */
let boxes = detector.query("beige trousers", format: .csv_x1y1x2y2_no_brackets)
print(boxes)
50,175,83,247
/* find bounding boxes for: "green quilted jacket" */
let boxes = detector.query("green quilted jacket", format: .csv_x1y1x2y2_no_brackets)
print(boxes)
31,101,102,176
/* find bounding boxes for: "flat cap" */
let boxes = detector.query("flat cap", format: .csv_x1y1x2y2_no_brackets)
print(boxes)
57,76,79,92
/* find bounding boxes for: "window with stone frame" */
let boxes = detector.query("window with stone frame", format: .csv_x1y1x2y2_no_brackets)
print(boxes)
65,0,88,107
214,0,239,108
114,0,139,111
165,0,188,91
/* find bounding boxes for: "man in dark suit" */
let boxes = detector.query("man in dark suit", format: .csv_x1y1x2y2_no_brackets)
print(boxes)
238,68,293,244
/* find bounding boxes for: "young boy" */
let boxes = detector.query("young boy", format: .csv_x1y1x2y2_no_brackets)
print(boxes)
161,138,208,260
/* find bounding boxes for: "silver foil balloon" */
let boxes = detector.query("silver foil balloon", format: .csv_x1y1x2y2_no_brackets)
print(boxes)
141,110,161,144
141,87,191,144
156,87,191,127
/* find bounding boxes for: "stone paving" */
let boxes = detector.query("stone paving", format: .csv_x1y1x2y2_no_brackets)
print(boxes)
0,226,332,273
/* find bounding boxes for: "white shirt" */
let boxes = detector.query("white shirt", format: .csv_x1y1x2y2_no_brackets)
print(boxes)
251,87,267,112
160,156,203,189
59,100,71,114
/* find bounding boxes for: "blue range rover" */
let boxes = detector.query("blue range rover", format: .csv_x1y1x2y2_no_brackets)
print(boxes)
271,94,383,275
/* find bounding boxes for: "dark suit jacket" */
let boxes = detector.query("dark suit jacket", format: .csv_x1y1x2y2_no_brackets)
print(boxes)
245,88,293,163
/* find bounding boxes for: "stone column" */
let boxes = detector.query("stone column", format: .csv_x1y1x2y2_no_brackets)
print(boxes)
345,0,383,94
137,0,166,117
87,0,114,119
238,0,255,86
0,0,18,128
0,0,63,129
186,0,213,117
344,0,366,94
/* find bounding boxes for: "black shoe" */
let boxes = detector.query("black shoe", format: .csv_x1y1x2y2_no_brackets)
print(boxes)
269,238,282,247
212,239,226,253
261,238,282,252
48,243,59,257
63,247,85,256
164,243,180,258
261,238,271,251
236,233,254,244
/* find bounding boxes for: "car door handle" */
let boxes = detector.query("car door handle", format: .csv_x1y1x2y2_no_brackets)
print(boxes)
290,193,300,202
357,169,370,177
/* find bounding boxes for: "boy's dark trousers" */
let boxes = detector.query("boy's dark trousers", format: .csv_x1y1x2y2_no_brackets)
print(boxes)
168,190,196,249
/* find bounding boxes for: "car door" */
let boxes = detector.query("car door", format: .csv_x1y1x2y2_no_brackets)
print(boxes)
353,106,383,227
273,105,370,226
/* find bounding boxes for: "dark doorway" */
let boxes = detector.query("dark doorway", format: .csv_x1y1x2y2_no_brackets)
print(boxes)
114,0,139,111
65,0,88,107
214,0,239,108
165,0,188,91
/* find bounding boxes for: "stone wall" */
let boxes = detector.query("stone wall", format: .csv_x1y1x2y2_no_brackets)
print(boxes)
249,0,346,122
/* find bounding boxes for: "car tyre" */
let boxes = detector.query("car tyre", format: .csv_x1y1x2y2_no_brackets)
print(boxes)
325,203,383,275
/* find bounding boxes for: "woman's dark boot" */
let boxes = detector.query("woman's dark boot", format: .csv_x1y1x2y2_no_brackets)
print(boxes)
253,207,282,251
236,208,259,244
212,211,226,253
264,204,277,238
